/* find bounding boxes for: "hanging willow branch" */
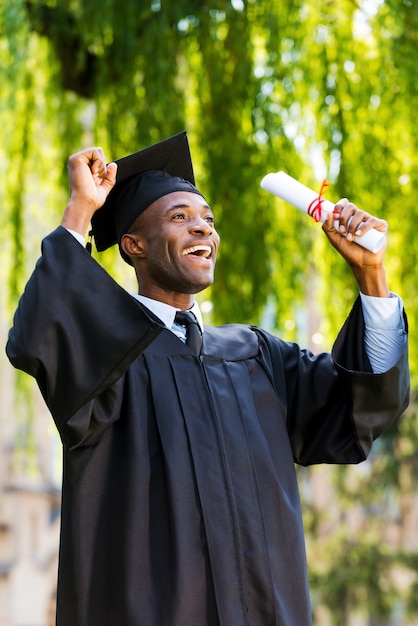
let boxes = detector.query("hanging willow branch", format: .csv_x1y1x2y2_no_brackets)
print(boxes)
25,2,99,98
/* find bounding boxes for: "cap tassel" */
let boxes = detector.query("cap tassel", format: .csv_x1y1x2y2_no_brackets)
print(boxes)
86,229,93,254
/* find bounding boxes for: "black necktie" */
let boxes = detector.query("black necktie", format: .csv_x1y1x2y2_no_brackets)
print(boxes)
174,310,203,355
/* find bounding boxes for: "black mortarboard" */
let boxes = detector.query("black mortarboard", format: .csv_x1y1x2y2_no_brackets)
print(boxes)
91,131,204,257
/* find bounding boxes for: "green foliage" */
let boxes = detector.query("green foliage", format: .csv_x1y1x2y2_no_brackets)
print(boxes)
3,1,418,622
1,0,417,333
310,535,399,623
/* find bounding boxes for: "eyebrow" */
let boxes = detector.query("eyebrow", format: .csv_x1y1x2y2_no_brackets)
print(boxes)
165,202,213,214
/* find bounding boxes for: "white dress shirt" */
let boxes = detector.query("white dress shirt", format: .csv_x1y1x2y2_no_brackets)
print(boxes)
132,294,203,343
360,292,406,373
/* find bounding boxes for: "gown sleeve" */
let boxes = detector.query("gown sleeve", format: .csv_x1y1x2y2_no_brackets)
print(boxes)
6,227,164,444
257,298,410,466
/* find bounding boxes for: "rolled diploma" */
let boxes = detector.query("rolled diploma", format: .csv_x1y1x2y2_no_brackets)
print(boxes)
260,171,385,253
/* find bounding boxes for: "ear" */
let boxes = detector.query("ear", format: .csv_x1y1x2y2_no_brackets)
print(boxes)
120,233,146,260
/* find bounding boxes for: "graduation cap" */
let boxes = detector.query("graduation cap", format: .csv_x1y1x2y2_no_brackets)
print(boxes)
91,131,204,261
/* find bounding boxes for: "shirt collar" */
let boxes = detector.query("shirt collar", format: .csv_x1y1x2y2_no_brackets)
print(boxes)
131,294,204,332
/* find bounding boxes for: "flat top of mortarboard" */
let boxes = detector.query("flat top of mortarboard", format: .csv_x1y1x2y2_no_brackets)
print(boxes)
91,131,198,252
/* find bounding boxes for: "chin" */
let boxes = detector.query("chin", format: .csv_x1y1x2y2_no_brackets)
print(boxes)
180,277,214,295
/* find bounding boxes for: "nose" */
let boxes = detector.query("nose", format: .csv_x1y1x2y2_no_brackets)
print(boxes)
189,217,213,236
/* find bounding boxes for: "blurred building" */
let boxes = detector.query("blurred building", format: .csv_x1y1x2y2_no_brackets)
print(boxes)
1,318,60,626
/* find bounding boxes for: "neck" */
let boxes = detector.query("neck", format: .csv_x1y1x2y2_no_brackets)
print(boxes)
138,286,195,310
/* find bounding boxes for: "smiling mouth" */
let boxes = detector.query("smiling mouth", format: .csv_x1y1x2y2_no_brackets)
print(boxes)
182,245,212,259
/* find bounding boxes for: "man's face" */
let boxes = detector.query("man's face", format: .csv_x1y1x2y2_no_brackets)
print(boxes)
125,191,220,301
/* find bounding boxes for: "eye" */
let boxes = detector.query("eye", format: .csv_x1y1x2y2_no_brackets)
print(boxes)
205,215,215,224
171,212,186,221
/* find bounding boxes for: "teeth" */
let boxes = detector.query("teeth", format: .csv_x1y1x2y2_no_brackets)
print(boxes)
182,245,211,258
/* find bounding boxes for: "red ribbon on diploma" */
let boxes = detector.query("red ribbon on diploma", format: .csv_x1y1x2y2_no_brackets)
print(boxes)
307,179,329,222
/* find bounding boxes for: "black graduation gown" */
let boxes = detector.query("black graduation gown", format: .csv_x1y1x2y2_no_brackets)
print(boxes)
6,227,410,626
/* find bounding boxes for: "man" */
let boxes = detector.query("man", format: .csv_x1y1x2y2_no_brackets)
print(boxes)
6,132,409,626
